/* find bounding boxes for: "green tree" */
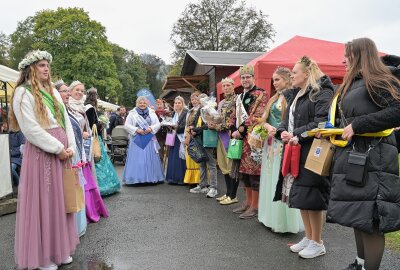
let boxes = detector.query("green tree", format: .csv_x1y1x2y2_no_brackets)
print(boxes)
9,8,121,101
0,32,10,66
111,43,148,108
167,58,184,76
33,8,121,101
170,0,275,60
140,53,167,98
9,16,35,68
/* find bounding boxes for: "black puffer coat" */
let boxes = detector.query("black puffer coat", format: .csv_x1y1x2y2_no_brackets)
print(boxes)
326,77,400,233
276,75,334,210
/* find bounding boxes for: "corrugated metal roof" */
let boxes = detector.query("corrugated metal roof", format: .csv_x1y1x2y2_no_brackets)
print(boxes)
186,50,264,66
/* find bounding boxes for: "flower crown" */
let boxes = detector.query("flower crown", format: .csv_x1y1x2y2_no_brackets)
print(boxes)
18,50,53,70
300,56,312,67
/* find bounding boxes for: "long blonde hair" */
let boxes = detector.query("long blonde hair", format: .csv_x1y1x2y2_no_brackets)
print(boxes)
9,62,62,131
262,67,291,122
297,56,325,102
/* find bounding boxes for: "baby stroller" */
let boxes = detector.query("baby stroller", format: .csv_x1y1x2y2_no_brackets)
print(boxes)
110,125,129,164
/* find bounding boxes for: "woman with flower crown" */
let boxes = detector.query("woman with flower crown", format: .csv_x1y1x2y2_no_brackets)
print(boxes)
258,67,303,233
10,51,79,270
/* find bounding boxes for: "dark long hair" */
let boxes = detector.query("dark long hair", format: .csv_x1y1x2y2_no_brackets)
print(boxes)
84,90,98,108
335,38,400,105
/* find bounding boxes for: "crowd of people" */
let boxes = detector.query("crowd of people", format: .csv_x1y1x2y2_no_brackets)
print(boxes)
8,37,400,270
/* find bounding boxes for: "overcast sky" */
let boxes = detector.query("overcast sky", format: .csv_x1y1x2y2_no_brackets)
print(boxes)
1,0,399,64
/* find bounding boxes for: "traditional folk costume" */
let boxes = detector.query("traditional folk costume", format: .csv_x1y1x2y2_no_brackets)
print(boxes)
13,84,79,269
258,95,304,233
155,108,171,165
123,107,164,184
183,107,201,185
232,65,268,219
70,97,108,223
215,88,239,205
166,109,188,185
85,102,121,196
67,111,88,236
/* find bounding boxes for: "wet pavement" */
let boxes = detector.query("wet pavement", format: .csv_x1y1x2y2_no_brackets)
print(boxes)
1,164,400,270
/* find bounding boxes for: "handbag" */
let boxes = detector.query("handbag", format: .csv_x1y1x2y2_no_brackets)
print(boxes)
165,131,176,146
187,137,209,163
63,162,84,213
92,124,102,162
345,151,368,187
281,144,301,178
305,138,335,176
227,139,243,160
203,129,218,148
281,144,292,177
290,144,301,178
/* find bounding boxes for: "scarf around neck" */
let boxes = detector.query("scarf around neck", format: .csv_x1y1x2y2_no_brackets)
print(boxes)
68,96,85,114
135,107,150,119
25,85,65,129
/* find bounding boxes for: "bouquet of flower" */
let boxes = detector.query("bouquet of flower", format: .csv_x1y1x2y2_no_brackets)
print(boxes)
200,95,222,124
160,114,174,127
248,124,268,164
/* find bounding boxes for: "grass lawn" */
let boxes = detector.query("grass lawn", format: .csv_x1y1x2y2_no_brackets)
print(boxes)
387,231,400,251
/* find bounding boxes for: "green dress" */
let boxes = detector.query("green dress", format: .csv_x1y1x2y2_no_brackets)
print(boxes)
258,99,304,233
95,137,121,196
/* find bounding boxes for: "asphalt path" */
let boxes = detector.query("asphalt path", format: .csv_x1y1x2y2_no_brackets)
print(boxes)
1,165,399,270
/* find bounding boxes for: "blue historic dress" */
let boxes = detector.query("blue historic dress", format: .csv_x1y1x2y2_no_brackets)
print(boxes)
258,99,304,233
166,111,187,185
123,107,165,184
68,111,87,237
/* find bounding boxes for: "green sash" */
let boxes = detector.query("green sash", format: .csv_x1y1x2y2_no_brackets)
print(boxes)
26,85,66,129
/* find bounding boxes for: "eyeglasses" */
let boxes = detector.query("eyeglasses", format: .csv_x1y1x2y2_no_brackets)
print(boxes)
240,75,253,80
58,90,69,93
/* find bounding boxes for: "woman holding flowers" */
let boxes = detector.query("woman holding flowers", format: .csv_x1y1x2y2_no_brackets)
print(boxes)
258,67,303,233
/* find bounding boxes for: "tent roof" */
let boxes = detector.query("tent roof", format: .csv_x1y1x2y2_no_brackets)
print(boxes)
0,65,19,83
0,65,19,100
224,36,347,90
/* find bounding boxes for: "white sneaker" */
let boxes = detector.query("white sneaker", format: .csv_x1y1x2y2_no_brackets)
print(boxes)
38,263,58,270
61,256,73,265
298,240,326,259
290,237,311,253
200,187,210,194
206,188,218,198
190,185,202,193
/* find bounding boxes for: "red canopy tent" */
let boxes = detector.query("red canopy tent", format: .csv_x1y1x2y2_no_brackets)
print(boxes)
216,35,347,101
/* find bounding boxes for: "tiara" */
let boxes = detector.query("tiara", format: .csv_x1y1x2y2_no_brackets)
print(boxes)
18,50,52,70
300,56,312,67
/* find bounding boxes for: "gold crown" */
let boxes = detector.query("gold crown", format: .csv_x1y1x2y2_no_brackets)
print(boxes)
221,77,234,84
239,65,254,76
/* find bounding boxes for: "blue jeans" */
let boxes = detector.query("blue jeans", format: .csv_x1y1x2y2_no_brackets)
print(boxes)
11,163,20,186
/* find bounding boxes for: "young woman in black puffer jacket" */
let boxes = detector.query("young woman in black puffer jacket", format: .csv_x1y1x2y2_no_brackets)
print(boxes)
327,38,400,270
